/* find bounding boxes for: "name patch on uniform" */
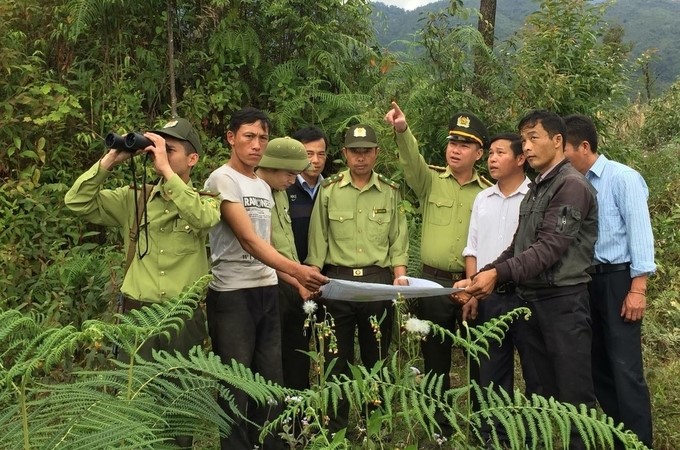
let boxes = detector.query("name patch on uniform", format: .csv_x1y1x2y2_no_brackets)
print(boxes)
373,208,387,214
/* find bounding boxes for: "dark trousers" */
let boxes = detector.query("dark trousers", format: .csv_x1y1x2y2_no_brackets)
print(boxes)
416,271,469,436
319,267,394,433
515,285,596,450
118,299,208,449
206,286,284,450
475,292,541,441
279,281,311,390
589,271,653,448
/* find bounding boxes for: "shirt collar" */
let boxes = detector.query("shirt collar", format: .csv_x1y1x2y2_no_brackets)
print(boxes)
338,169,382,191
439,167,487,188
587,154,607,179
485,176,531,198
298,173,323,189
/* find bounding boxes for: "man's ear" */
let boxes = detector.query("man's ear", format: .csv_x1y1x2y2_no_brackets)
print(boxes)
187,152,199,168
581,140,592,154
225,130,235,147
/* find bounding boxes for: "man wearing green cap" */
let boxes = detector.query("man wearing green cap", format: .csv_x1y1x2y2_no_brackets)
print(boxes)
65,118,220,447
255,137,315,391
384,102,491,437
306,123,409,434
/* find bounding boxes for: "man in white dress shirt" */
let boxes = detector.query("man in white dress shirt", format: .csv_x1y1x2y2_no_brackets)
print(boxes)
460,133,540,447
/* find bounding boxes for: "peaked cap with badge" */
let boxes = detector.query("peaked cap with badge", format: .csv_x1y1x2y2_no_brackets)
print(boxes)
259,137,310,172
344,124,378,149
152,118,202,154
447,112,489,149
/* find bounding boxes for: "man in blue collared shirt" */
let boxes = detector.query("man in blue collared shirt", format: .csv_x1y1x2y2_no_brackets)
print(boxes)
564,114,654,448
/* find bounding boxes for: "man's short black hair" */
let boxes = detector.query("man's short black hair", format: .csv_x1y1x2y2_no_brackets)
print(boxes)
228,107,271,135
292,126,329,149
518,110,567,149
489,133,522,157
563,114,598,154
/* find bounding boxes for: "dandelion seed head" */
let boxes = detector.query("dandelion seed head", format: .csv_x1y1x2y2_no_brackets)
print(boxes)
303,300,318,314
405,317,430,336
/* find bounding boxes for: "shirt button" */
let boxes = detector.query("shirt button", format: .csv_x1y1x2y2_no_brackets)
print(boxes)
358,209,362,213
184,225,190,230
164,209,169,214
339,217,343,221
167,189,173,195
160,227,165,232
160,291,166,296
160,249,165,254
160,271,165,276
358,248,363,253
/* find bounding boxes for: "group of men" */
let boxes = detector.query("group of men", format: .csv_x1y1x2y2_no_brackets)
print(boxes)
64,103,655,449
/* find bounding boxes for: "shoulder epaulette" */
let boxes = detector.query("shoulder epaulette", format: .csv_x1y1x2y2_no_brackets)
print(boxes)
480,175,493,188
194,188,219,197
378,173,399,189
322,173,343,187
427,164,447,173
129,182,157,191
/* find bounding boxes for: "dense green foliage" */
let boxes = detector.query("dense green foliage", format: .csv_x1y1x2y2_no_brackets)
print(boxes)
2,0,680,448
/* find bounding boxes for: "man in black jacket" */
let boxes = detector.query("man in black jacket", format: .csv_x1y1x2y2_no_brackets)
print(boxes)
459,110,598,450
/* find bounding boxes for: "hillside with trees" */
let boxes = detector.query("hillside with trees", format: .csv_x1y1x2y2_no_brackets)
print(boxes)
372,0,680,94
2,0,680,448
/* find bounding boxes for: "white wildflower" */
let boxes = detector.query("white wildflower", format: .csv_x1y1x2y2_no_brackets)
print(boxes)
405,317,431,336
302,300,318,315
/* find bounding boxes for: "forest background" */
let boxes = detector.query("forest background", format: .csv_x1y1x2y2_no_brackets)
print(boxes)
2,0,680,448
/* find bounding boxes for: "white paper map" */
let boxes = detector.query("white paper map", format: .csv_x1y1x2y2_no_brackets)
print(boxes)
319,277,463,302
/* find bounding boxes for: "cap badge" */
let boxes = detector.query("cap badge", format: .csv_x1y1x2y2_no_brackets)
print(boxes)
353,127,367,138
456,116,471,128
164,120,178,128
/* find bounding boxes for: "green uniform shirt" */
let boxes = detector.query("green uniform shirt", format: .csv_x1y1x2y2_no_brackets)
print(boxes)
270,189,299,262
306,169,409,270
64,161,221,303
395,128,490,272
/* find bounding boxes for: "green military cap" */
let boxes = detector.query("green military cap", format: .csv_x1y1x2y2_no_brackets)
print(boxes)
344,124,378,149
447,112,489,149
153,118,202,154
259,137,310,171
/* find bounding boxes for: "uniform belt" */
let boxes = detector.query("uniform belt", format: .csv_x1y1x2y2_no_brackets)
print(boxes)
122,297,147,313
586,263,629,275
324,265,389,277
495,282,516,295
421,264,465,281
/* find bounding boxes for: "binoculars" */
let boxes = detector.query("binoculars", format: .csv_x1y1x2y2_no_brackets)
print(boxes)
105,132,154,152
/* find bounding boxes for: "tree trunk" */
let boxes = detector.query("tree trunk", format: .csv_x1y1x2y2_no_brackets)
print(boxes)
167,0,177,118
473,0,497,99
478,0,497,49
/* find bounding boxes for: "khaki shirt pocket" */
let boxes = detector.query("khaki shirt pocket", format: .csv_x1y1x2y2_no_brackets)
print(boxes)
173,219,200,255
426,196,453,226
328,209,354,240
367,207,392,243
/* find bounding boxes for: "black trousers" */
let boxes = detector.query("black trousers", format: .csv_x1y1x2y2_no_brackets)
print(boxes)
475,291,542,441
279,280,311,390
206,286,284,450
589,270,653,448
415,271,468,436
515,285,596,450
319,267,394,433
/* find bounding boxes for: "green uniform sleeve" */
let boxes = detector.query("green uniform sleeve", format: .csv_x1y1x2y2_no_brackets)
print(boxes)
162,174,221,231
395,127,434,200
64,161,129,227
388,190,409,268
305,184,329,269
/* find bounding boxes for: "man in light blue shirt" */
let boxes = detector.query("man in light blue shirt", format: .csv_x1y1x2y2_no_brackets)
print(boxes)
564,114,654,449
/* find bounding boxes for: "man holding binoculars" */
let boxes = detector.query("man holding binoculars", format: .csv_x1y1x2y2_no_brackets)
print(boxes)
65,118,220,370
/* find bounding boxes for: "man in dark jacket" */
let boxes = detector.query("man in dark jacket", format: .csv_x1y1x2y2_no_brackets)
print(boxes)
459,110,598,450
